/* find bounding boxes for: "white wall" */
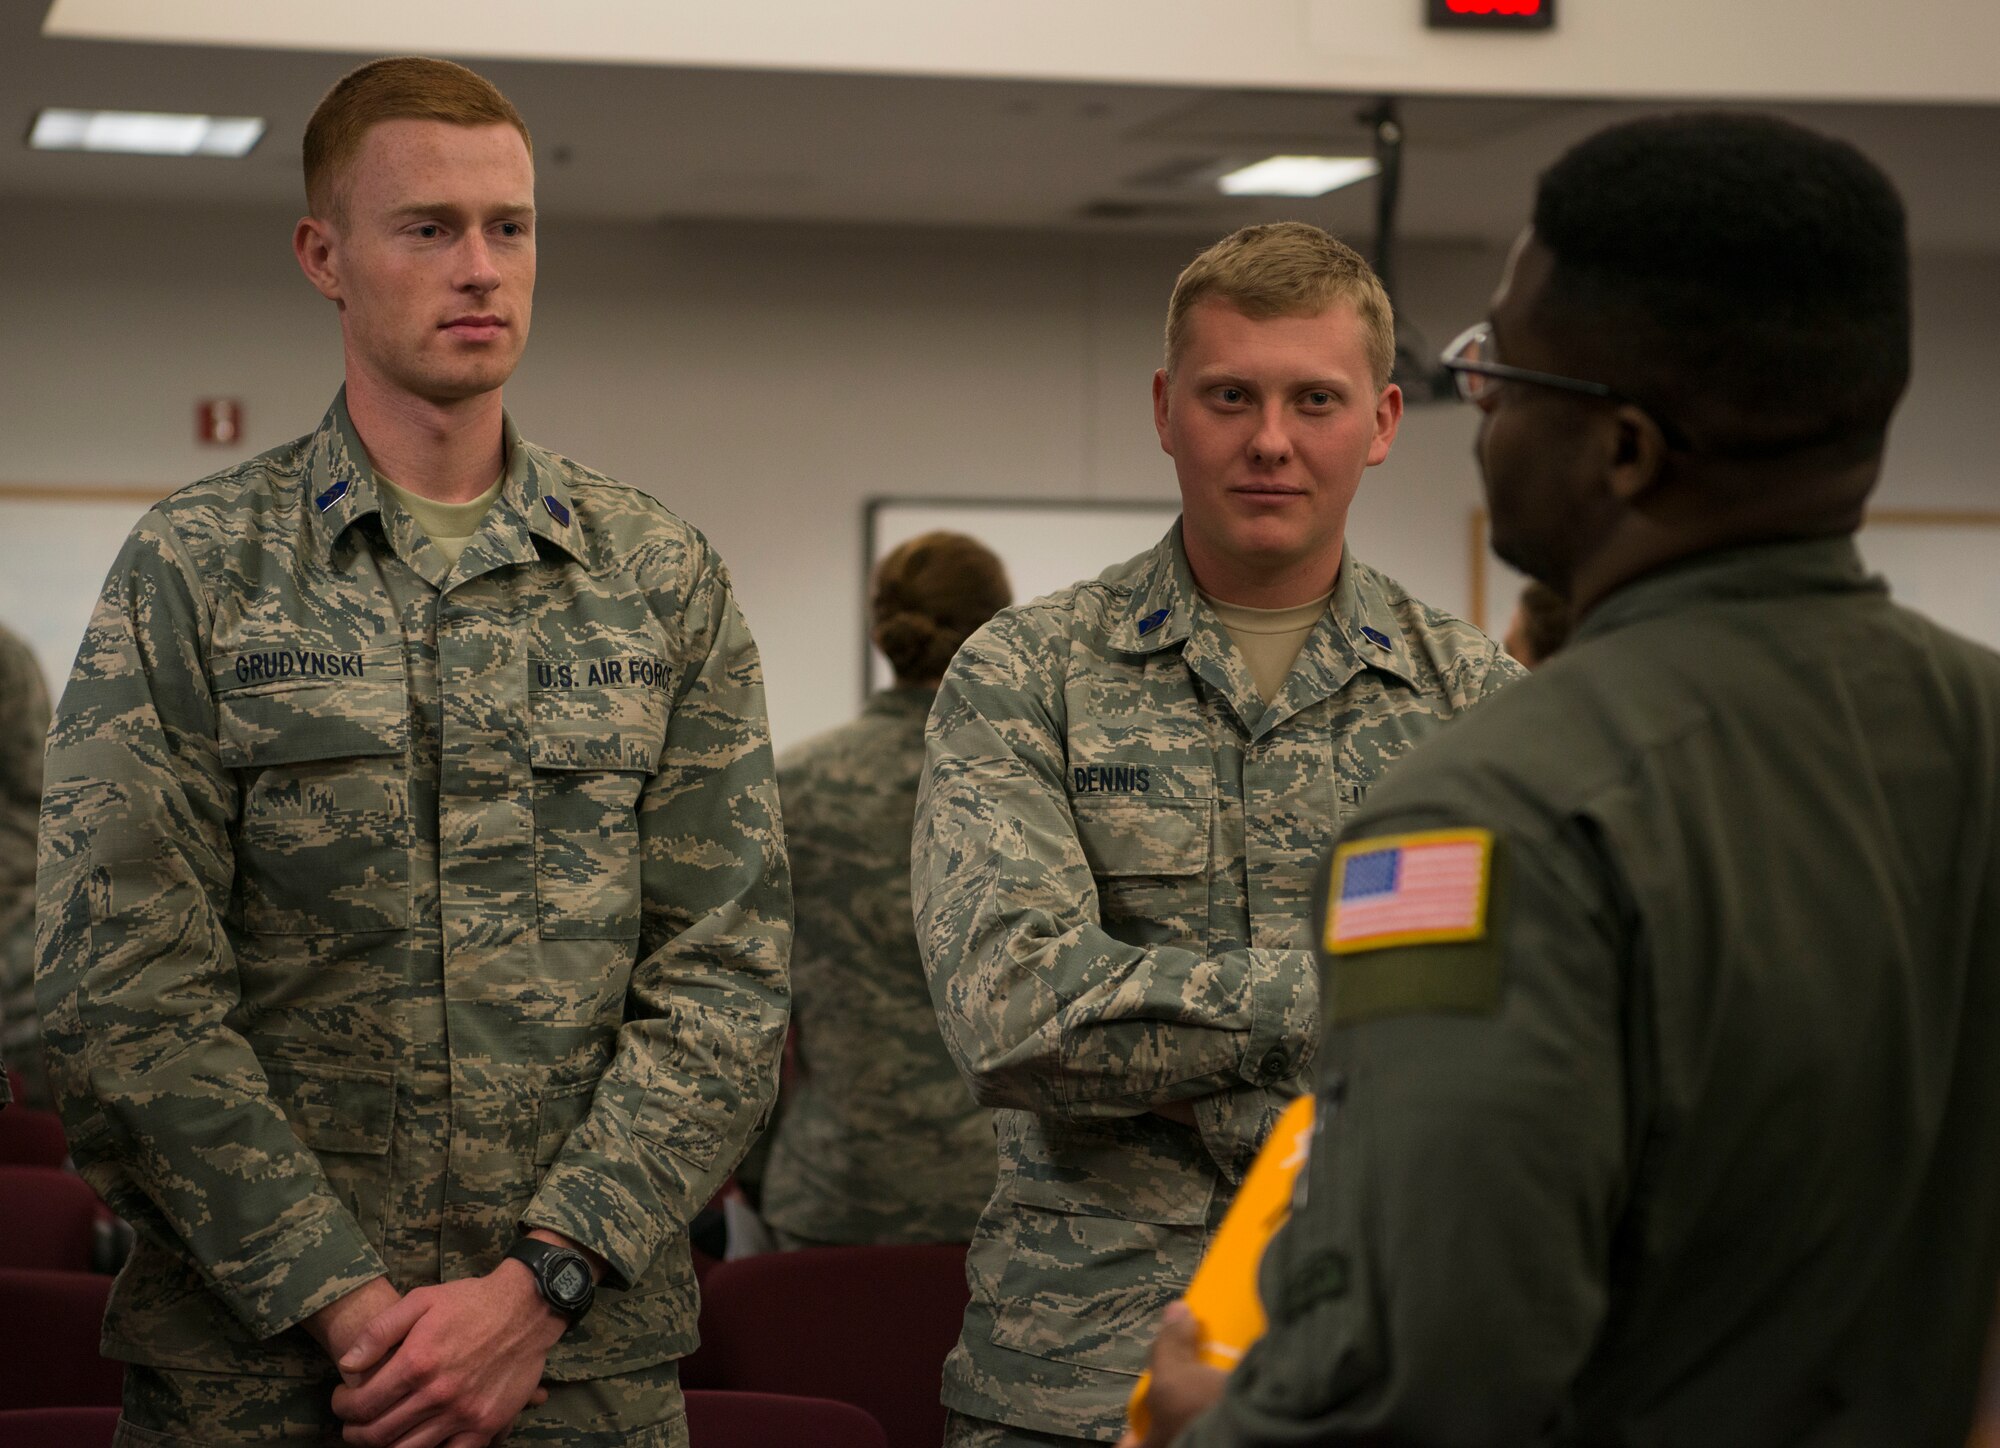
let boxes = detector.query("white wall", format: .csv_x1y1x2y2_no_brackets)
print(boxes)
2,199,1996,750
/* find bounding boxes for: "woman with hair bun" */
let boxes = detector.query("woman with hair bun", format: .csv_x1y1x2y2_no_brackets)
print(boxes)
757,531,1012,1246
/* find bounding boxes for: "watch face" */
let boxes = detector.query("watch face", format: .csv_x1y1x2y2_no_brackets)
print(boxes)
550,1257,591,1307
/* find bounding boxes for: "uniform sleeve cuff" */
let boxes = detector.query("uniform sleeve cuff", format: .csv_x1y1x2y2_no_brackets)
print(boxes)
1239,947,1319,1086
211,1201,389,1340
523,1165,656,1293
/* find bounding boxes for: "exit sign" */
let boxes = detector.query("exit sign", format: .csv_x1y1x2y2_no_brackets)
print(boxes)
1428,0,1555,29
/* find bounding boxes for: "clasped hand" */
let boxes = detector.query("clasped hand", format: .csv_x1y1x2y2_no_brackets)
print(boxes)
328,1264,564,1448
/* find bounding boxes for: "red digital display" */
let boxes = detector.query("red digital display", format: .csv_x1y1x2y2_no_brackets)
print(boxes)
1427,0,1555,29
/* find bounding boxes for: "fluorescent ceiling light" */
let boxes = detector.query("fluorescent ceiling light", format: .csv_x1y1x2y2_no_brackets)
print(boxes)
28,108,266,157
1217,155,1380,197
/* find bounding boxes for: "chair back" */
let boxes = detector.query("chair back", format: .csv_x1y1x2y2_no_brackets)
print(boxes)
0,1269,122,1410
0,1107,68,1169
680,1243,969,1448
0,1405,121,1447
684,1389,888,1448
0,1167,106,1271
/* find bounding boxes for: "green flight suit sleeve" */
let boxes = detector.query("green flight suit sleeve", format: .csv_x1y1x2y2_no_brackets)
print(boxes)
523,548,791,1289
34,514,388,1339
1178,808,1627,1447
914,617,1312,1124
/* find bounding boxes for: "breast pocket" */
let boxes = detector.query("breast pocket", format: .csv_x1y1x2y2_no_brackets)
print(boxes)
1337,711,1442,816
528,673,667,941
215,647,411,935
1073,794,1213,951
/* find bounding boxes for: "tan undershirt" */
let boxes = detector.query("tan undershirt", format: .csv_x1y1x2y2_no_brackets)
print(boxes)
1201,589,1335,704
377,473,505,567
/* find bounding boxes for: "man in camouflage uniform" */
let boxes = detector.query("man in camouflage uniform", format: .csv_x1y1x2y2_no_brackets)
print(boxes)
34,58,788,1448
914,223,1520,1446
0,621,51,1108
759,531,1012,1247
1130,115,2000,1448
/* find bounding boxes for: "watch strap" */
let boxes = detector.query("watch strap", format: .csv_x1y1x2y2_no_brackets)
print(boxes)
506,1237,596,1324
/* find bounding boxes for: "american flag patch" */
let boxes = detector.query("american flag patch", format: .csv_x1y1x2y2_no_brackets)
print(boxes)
1323,829,1493,955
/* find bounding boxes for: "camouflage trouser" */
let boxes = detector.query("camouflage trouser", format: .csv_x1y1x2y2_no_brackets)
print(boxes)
114,1360,687,1447
943,1408,1107,1448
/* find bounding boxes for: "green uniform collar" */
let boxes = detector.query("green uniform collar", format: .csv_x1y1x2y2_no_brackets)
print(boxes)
304,389,584,578
1325,545,1424,692
1577,535,1882,644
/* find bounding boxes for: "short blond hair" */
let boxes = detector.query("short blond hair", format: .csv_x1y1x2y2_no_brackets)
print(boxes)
304,56,532,222
1164,222,1396,388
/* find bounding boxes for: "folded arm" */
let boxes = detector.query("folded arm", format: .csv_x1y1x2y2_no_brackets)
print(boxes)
913,622,1315,1135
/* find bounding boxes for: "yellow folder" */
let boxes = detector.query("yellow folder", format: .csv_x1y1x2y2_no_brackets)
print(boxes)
1127,1093,1317,1439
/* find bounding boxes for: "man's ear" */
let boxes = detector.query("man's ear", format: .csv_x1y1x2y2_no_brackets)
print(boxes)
1605,403,1670,504
1365,381,1404,467
1152,369,1174,458
294,215,344,303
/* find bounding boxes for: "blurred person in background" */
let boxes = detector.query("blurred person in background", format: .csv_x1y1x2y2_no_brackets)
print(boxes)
0,620,50,1108
756,531,1013,1248
1502,578,1572,669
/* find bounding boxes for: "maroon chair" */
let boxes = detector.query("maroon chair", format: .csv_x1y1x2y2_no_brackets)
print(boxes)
680,1244,969,1448
0,1405,121,1447
0,1167,106,1271
0,1269,122,1410
684,1390,887,1448
0,1107,68,1169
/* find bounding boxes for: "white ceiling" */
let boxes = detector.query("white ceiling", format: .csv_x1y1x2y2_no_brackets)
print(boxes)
7,1,2000,252
47,0,2000,107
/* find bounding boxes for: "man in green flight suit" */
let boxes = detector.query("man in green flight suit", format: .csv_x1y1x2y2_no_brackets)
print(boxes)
35,57,790,1447
915,223,1521,1447
1128,113,2000,1448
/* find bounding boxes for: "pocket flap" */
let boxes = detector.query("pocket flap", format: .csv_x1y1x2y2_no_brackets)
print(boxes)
998,1114,1215,1226
263,1058,394,1156
215,646,406,768
1074,796,1210,879
535,1080,598,1166
528,673,667,774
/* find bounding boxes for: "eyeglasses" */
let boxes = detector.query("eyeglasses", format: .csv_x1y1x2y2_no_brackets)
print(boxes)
1440,321,1692,451
1439,321,1614,405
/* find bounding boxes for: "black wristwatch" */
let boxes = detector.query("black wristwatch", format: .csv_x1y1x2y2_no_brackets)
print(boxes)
506,1238,596,1327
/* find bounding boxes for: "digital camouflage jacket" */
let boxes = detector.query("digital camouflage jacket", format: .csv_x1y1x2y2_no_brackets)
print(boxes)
35,392,791,1385
914,525,1518,1438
